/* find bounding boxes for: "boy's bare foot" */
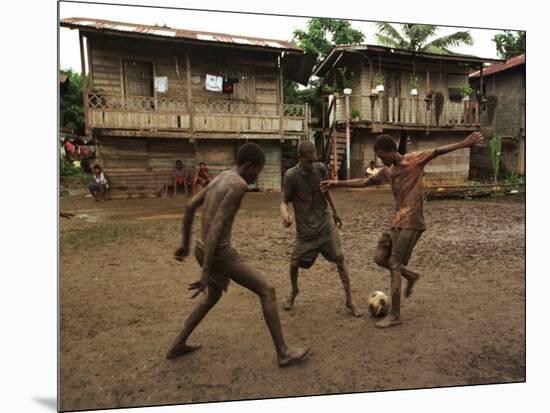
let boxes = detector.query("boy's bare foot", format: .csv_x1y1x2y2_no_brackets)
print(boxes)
375,315,402,329
405,273,420,298
345,302,364,317
278,347,310,367
284,291,298,310
166,344,202,360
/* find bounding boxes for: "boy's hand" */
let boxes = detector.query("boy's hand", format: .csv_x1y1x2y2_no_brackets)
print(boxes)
189,270,209,298
282,215,293,228
174,244,190,261
320,180,337,192
334,215,343,229
464,131,484,148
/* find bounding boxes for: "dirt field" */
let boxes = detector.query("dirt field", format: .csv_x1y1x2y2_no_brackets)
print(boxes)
59,190,525,411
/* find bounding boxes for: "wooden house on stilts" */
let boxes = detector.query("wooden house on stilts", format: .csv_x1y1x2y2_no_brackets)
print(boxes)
61,18,316,196
313,44,503,183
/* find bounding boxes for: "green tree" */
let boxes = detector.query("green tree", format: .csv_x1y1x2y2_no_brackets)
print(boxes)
60,69,85,135
286,18,365,120
493,31,525,59
292,18,365,66
375,23,473,54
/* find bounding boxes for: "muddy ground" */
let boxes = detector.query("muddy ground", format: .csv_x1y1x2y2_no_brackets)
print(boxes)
59,190,525,411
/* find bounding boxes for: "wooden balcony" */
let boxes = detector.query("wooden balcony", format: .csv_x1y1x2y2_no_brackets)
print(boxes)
332,94,480,130
86,94,308,139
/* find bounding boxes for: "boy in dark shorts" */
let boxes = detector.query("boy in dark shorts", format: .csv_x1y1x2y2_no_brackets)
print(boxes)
321,132,484,328
89,165,111,202
281,141,362,317
167,143,309,367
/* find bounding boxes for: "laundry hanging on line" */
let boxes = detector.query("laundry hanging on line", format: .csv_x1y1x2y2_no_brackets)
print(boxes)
222,77,239,94
205,74,223,92
154,76,168,93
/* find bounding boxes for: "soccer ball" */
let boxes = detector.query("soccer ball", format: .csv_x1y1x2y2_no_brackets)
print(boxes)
367,291,390,317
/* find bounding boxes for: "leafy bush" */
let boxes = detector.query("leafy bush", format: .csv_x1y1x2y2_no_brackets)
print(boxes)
489,135,502,183
461,84,474,98
410,73,421,89
60,159,91,182
350,108,361,119
374,73,386,86
504,172,524,185
60,69,85,135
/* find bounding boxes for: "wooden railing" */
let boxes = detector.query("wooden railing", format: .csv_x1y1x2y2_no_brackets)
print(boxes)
283,104,306,118
86,94,308,134
333,95,480,127
87,94,306,118
88,94,189,112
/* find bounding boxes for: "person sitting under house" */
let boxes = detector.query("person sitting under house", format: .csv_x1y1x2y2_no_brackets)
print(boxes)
171,160,189,196
89,164,111,202
365,161,378,177
193,162,211,195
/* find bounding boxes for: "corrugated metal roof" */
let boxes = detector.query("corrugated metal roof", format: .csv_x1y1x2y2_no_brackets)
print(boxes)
469,54,525,78
313,44,504,77
61,18,301,52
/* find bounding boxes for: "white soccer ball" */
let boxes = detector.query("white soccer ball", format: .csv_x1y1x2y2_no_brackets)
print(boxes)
367,291,390,317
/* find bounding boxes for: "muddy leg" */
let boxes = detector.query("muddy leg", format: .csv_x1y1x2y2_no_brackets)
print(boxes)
228,260,309,367
284,261,300,310
374,247,420,298
166,286,222,359
375,257,403,329
335,260,363,317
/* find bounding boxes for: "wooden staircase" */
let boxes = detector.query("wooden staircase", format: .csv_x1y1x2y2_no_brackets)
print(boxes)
320,97,347,178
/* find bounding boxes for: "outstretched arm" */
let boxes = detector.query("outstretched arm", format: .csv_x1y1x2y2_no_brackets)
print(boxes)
320,168,389,192
432,131,484,159
175,188,207,260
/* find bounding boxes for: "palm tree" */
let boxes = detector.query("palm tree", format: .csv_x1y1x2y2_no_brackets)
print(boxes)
375,23,473,54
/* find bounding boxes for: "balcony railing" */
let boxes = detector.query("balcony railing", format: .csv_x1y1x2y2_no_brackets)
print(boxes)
85,94,308,134
88,94,189,112
87,94,306,117
331,94,480,127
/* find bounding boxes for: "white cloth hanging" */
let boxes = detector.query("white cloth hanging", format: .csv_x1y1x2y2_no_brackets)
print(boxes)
154,76,168,93
205,74,223,92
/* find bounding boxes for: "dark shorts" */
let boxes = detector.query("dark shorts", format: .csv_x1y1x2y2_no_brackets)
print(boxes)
378,228,423,266
291,227,344,269
89,183,108,192
194,242,246,291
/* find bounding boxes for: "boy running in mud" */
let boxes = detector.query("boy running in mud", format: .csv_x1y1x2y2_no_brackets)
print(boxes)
281,141,362,317
321,132,484,328
167,143,309,367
